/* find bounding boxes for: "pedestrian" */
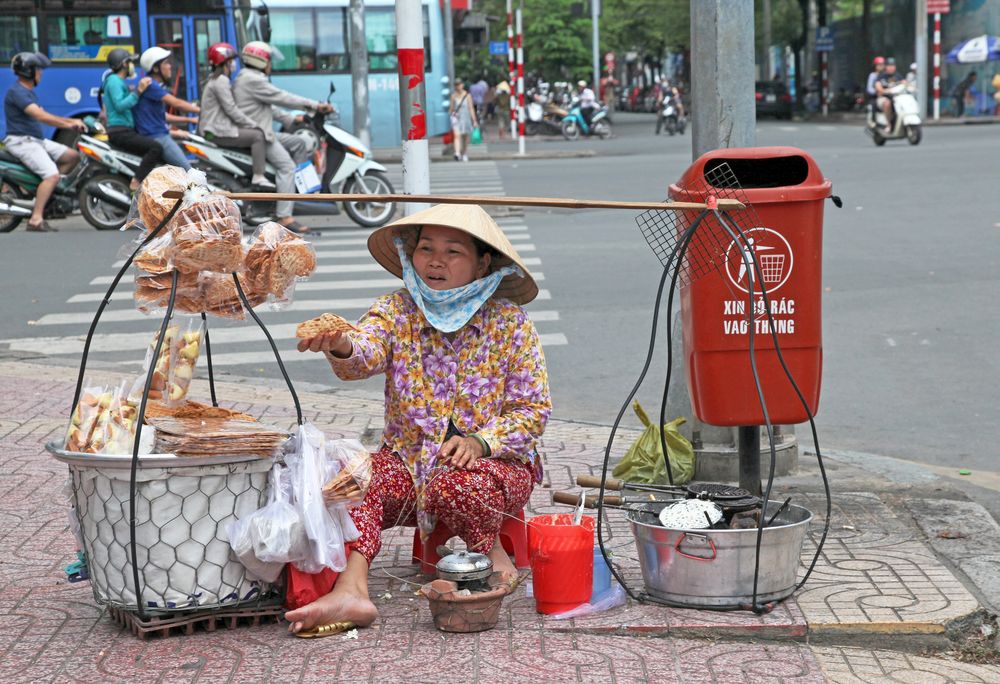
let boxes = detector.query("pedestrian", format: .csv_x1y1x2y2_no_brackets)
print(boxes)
449,78,478,162
100,48,162,191
135,47,200,170
469,74,488,123
2,52,85,232
494,80,511,139
952,71,977,117
287,203,550,636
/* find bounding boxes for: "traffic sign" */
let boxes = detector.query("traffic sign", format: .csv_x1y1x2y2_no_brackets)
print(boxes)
815,26,834,52
927,0,950,13
489,41,508,56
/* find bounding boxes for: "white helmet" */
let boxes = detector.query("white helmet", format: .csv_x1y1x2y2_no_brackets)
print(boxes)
140,46,172,73
241,41,272,71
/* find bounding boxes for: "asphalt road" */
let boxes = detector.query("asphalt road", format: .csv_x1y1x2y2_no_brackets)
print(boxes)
2,115,998,480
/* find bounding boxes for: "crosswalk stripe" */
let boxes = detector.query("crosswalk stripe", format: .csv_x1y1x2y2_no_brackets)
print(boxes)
35,290,553,326
3,311,561,355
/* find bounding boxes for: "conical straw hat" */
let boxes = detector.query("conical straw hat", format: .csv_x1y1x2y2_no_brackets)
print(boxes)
367,204,539,304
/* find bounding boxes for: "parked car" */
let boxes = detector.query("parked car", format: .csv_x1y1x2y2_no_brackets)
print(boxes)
755,81,793,119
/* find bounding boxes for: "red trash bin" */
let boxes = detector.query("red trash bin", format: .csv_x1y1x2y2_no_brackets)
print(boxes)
669,147,832,426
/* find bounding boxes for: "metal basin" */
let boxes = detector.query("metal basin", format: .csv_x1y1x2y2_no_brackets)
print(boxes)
627,501,811,608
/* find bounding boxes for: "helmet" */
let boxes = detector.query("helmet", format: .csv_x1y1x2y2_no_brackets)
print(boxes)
241,41,272,70
140,46,172,73
873,56,885,65
577,80,587,88
106,48,137,73
11,52,51,80
207,42,238,67
885,57,896,66
910,62,917,71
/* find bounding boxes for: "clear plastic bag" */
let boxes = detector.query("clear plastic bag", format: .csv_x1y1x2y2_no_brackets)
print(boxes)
243,221,317,309
169,191,244,274
227,465,307,582
322,440,372,507
547,583,627,620
130,320,203,405
132,165,190,234
65,381,140,454
65,383,112,452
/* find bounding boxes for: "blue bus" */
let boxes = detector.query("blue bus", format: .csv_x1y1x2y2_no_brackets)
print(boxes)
0,0,448,148
242,0,449,147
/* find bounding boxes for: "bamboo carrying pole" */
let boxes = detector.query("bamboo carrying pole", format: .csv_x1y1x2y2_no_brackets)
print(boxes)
160,190,745,213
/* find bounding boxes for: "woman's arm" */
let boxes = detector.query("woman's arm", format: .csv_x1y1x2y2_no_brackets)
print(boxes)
477,316,552,459
318,296,397,381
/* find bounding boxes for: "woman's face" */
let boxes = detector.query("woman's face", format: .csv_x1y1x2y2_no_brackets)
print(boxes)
411,225,490,290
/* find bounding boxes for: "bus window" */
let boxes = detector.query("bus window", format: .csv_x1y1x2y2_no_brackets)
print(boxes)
44,14,137,62
316,9,348,73
364,8,431,73
0,16,38,62
193,18,223,92
271,9,317,73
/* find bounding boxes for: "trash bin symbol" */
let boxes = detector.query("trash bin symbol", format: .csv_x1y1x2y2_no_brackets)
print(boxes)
725,227,794,294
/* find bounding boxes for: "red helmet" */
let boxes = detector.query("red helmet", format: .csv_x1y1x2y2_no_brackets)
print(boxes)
207,42,238,67
873,56,885,65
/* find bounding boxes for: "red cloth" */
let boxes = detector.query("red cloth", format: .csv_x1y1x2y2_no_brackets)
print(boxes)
285,559,344,609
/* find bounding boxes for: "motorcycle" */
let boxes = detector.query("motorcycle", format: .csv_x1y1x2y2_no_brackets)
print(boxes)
184,83,395,228
560,103,612,140
525,98,564,136
657,94,686,136
0,118,132,232
866,82,922,146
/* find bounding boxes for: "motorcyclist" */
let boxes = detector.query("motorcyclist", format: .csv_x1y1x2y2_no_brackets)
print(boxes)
875,58,904,131
135,46,200,170
576,79,596,126
654,77,683,135
199,42,275,189
866,56,885,120
232,41,334,234
100,48,162,191
2,52,85,232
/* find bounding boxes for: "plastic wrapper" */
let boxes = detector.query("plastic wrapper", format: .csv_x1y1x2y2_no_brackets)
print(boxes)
547,584,627,620
612,402,695,485
243,221,317,308
227,465,308,582
322,441,372,506
130,165,189,233
129,321,203,405
198,272,264,320
169,193,244,274
65,381,140,454
132,233,175,275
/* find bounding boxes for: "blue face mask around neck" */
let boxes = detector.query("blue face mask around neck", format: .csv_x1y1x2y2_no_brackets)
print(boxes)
394,236,522,333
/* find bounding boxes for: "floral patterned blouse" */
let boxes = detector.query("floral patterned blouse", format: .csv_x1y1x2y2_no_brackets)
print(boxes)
327,290,552,533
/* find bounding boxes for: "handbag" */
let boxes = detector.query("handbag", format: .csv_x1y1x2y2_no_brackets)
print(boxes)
471,126,482,145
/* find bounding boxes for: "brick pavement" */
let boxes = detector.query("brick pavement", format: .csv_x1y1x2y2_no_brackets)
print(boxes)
0,358,996,683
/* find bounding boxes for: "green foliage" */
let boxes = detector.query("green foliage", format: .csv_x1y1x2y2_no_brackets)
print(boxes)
756,0,804,51
601,0,689,54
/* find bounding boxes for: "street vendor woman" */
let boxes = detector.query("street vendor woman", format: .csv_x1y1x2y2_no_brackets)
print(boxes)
287,204,551,633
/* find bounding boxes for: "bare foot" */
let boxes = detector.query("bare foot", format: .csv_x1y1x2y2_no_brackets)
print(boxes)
487,535,517,580
284,585,379,634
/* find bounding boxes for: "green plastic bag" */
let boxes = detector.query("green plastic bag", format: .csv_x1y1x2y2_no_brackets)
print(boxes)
612,402,695,485
471,126,483,145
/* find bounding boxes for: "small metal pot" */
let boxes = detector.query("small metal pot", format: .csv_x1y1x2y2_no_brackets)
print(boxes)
435,551,493,589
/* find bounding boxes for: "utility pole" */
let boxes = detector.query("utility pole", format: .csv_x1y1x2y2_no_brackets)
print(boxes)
763,0,773,80
396,0,430,215
689,0,763,496
516,3,525,156
443,0,455,90
591,0,600,95
916,0,928,118
348,0,371,149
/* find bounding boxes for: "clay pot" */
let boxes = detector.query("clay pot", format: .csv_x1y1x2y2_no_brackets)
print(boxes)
420,572,513,633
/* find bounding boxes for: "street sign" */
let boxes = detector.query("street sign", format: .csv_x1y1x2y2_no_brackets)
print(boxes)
488,41,508,56
815,26,834,52
927,0,950,13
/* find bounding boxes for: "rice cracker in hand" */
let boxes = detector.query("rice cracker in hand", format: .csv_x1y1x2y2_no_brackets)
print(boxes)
295,313,358,339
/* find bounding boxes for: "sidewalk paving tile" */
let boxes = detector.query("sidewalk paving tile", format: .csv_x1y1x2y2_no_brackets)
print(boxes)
811,645,1000,683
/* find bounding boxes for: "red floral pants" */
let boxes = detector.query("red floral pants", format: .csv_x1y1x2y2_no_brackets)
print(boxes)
348,446,534,564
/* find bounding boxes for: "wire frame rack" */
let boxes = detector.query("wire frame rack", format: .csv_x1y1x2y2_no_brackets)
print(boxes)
634,161,767,286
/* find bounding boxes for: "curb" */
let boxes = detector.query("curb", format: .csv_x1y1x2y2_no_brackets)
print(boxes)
373,149,597,164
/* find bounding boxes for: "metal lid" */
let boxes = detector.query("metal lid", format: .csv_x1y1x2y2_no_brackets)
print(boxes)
435,550,493,582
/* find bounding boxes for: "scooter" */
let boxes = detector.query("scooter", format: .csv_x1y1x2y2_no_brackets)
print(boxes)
525,99,564,136
184,83,395,228
866,83,922,146
657,94,687,136
560,102,612,140
0,118,132,232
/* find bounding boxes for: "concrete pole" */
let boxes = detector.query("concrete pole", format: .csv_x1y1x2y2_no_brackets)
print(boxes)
933,12,941,120
916,0,928,117
396,0,430,215
443,0,456,91
516,6,525,156
690,0,756,158
591,0,600,95
348,0,371,149
507,0,517,140
763,0,773,80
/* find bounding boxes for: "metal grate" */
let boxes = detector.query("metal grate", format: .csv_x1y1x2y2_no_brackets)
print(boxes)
634,161,767,286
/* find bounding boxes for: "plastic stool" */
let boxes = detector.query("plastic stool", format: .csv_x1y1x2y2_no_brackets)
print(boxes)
411,510,529,574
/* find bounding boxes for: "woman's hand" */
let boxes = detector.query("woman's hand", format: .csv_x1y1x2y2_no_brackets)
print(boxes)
440,436,485,470
298,331,352,358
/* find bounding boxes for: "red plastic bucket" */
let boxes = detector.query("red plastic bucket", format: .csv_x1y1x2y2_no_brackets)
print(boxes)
527,514,595,614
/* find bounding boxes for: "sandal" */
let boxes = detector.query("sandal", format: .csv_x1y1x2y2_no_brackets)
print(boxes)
280,219,311,235
26,220,57,232
293,620,356,638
